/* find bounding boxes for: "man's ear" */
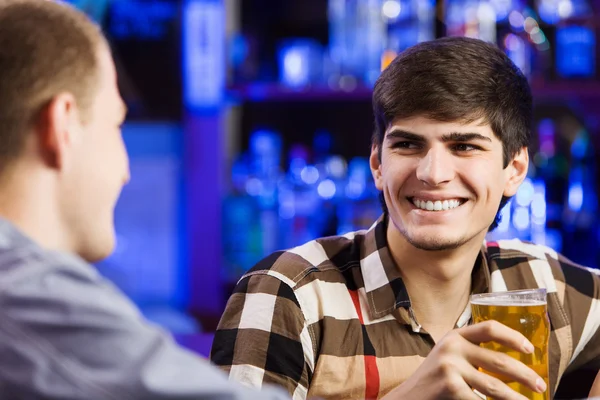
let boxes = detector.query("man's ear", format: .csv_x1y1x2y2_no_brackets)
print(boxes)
503,147,529,197
370,143,383,190
36,92,79,170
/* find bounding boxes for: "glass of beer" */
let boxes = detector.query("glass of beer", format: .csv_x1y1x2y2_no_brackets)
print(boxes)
470,289,550,400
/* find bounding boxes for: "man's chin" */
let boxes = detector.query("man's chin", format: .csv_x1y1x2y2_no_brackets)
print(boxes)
405,234,466,252
80,234,116,263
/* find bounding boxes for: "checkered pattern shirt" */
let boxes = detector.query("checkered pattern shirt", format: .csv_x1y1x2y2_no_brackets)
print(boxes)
211,216,600,399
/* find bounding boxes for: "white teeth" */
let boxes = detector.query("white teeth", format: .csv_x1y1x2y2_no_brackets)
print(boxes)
413,198,463,212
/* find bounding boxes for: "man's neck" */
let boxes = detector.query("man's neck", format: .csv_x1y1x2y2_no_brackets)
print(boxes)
0,166,71,253
386,222,485,341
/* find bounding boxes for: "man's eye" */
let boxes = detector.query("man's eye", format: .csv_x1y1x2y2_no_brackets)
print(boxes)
393,141,419,149
453,143,480,152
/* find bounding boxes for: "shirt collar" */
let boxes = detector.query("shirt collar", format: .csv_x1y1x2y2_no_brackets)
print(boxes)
359,215,492,323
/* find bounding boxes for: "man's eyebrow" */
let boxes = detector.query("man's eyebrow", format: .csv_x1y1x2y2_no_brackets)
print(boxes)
441,132,493,142
385,128,493,143
385,128,426,142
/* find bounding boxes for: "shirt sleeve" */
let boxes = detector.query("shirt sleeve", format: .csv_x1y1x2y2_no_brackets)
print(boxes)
559,255,600,373
210,272,311,400
0,260,290,400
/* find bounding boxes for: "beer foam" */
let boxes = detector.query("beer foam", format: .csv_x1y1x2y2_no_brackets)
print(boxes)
470,299,546,306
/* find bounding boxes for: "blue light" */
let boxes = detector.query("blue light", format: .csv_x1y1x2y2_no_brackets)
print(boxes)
278,192,295,219
496,205,511,233
300,166,320,185
538,119,556,157
109,0,177,39
278,39,322,88
489,0,512,21
250,130,280,156
345,181,365,199
279,205,295,219
183,0,225,110
283,51,306,87
382,0,401,19
568,182,584,212
290,158,307,179
67,0,111,23
556,25,595,78
508,11,524,30
504,33,529,76
513,207,530,231
538,0,561,24
571,130,589,159
229,34,249,68
318,179,337,200
545,229,563,252
325,156,347,179
245,178,263,197
531,181,546,227
516,178,534,207
504,33,523,52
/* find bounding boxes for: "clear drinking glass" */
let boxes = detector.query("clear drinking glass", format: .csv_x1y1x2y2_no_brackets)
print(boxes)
471,289,550,400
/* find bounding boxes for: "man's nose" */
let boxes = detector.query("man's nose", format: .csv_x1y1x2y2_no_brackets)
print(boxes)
415,146,455,186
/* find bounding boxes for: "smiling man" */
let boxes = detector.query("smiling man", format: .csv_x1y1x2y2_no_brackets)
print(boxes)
211,37,600,400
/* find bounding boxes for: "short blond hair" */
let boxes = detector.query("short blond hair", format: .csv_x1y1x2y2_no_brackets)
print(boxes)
0,0,104,168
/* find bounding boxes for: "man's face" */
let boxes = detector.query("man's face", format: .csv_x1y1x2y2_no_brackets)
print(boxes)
370,115,527,251
62,45,129,262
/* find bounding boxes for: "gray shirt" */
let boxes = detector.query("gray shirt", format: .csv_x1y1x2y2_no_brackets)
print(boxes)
0,219,289,400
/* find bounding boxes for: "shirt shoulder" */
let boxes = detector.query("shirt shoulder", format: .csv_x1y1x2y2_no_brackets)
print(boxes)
0,228,105,300
241,232,364,290
0,223,291,400
487,238,600,295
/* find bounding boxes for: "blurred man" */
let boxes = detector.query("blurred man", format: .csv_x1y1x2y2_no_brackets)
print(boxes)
211,37,600,400
0,1,289,399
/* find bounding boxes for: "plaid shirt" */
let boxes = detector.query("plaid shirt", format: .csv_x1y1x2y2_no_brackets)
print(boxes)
211,216,600,399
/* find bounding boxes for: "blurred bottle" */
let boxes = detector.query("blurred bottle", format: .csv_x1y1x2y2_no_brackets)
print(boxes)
329,0,362,80
555,24,596,79
250,130,282,255
278,145,323,249
499,1,577,82
313,130,334,167
383,0,435,70
536,0,591,25
502,32,534,78
360,0,387,86
562,128,598,266
499,2,545,80
222,130,283,279
531,118,567,252
446,0,495,40
512,176,535,241
337,157,381,234
530,178,548,245
444,1,553,81
278,39,324,88
313,131,347,238
328,0,386,87
222,154,262,280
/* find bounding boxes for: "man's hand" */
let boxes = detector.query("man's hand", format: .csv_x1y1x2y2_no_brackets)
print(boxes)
382,320,547,400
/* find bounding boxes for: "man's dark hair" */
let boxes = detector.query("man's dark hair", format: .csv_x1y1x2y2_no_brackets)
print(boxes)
372,36,532,230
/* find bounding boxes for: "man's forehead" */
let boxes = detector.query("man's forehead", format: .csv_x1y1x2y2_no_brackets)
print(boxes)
386,116,495,137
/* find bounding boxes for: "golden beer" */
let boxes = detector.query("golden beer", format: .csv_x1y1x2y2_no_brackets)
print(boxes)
471,289,550,400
